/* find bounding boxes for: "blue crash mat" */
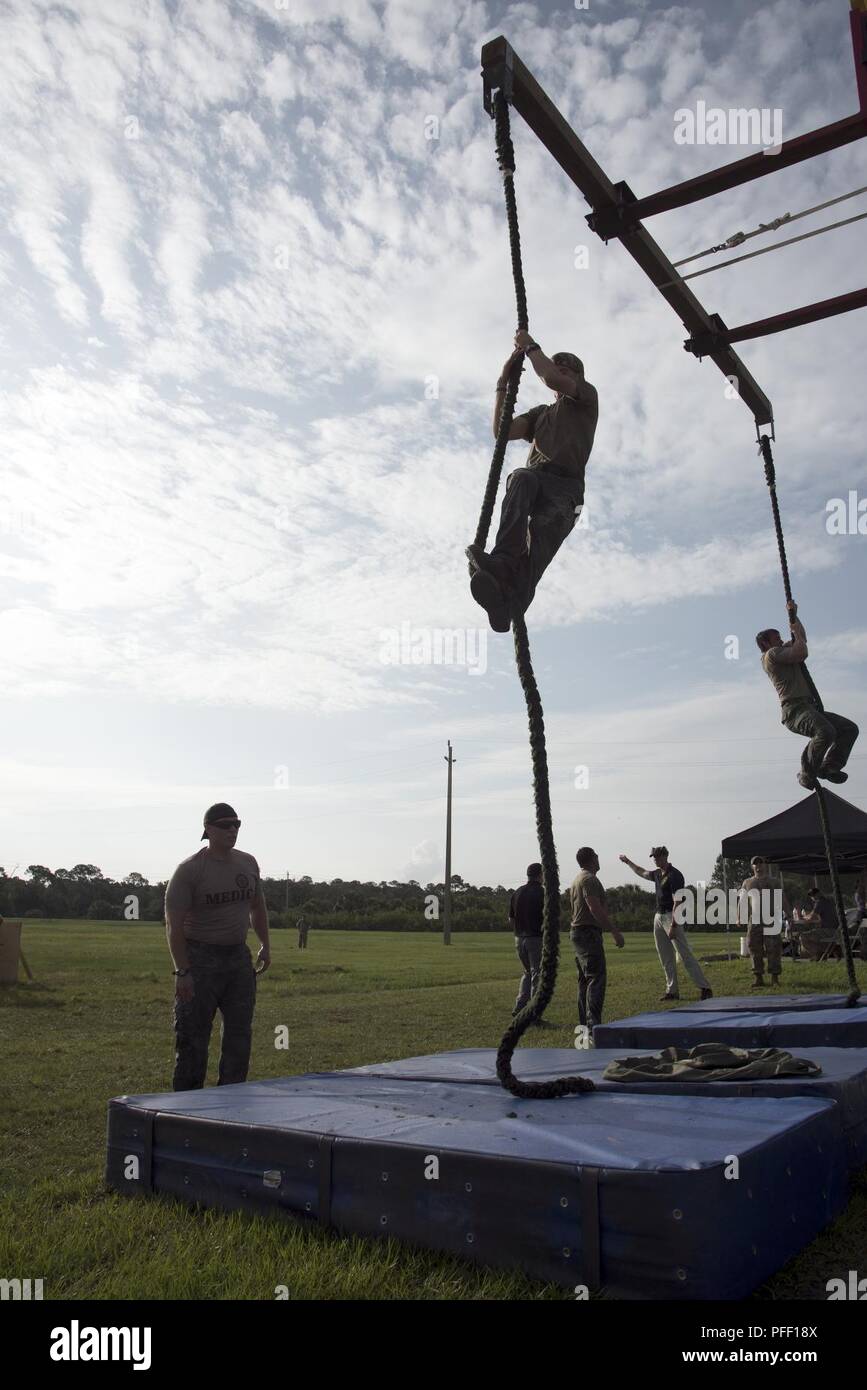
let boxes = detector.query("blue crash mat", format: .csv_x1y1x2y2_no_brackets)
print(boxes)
348,1046,867,1169
106,1072,848,1299
670,993,855,1013
594,1000,867,1050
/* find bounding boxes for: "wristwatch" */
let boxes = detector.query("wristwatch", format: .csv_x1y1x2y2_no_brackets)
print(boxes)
526,342,541,355
174,968,191,977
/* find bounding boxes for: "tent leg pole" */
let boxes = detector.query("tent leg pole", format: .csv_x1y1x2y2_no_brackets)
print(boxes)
722,858,730,960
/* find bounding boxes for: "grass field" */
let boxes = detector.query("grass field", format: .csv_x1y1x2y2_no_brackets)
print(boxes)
1,922,864,1300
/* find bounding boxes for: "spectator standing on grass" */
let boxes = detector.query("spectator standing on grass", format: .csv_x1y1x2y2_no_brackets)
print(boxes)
509,862,544,1018
165,803,271,1091
297,917,309,950
735,856,791,988
620,846,713,1002
569,847,624,1037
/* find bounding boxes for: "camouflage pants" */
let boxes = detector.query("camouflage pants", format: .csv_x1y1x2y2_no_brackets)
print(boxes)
782,700,859,778
748,923,782,979
489,467,583,614
173,941,256,1091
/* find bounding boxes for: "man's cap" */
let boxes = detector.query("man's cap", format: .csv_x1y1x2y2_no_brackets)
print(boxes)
201,802,238,839
650,846,669,858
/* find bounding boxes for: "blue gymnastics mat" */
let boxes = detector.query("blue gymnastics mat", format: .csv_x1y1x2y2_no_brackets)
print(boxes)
669,993,856,1013
348,1047,867,1170
595,999,867,1051
106,1071,848,1299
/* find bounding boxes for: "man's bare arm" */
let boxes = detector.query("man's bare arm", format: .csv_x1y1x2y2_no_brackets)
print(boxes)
165,908,190,971
527,347,596,404
619,854,653,880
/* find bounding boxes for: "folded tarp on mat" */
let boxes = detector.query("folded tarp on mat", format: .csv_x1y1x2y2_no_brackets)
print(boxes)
106,1075,848,1298
347,1046,867,1169
594,1001,867,1050
601,1045,821,1083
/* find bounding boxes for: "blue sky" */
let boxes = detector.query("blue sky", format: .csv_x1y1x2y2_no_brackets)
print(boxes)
1,0,865,891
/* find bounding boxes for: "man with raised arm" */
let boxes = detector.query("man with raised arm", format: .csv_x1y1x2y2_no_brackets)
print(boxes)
467,329,598,632
620,846,713,1002
569,847,624,1040
756,600,859,789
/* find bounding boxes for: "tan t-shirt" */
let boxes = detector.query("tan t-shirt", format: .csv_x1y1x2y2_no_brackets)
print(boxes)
761,646,814,711
519,385,599,497
165,848,263,945
570,870,604,929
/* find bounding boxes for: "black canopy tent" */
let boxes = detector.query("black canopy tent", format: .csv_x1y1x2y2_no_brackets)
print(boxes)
722,790,867,877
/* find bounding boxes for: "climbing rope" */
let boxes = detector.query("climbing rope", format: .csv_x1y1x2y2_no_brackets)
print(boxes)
758,434,860,1005
478,92,595,1099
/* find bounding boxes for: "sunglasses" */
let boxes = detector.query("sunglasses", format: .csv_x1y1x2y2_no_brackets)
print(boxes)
210,818,241,830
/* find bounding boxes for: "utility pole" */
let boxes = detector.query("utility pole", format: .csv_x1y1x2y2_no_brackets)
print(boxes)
285,871,290,914
443,741,455,946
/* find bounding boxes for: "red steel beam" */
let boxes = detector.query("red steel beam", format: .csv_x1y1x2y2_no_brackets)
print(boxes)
590,10,867,238
684,286,867,356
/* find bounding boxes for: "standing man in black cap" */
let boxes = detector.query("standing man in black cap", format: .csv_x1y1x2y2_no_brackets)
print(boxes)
620,846,712,1002
165,803,271,1090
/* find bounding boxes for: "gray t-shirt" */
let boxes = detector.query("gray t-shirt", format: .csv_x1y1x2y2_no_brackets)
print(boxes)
165,848,263,945
519,383,598,488
761,646,814,711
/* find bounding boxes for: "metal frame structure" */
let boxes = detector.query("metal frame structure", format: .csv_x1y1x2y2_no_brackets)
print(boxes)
481,7,867,439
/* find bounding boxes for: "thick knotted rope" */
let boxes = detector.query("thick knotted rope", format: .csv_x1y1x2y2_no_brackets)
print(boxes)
759,435,860,1005
477,92,595,1098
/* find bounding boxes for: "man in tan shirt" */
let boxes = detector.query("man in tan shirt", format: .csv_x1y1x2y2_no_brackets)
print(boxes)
165,802,271,1090
569,846,624,1036
467,329,598,632
736,856,791,988
756,600,859,789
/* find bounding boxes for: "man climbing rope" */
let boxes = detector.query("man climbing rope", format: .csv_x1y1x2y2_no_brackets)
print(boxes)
756,600,859,789
467,329,598,632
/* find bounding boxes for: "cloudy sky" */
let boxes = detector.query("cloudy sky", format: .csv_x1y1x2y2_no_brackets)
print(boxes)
1,0,865,893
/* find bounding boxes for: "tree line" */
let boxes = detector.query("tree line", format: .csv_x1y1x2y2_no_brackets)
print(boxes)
0,861,803,932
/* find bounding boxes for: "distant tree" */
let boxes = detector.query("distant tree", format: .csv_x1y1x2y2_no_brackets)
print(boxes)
27,865,55,885
124,872,149,887
709,854,755,888
70,864,104,882
87,899,120,920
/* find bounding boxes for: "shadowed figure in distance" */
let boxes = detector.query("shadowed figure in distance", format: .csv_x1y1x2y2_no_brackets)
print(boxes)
467,329,598,632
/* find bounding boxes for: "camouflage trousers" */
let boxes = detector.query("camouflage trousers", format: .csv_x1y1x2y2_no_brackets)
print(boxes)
748,923,782,980
488,467,583,614
173,940,256,1091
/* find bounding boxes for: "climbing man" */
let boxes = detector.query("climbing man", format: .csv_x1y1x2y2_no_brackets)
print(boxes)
509,861,544,1018
736,855,791,988
620,846,713,1002
165,802,271,1090
467,329,598,632
570,847,624,1039
756,600,859,789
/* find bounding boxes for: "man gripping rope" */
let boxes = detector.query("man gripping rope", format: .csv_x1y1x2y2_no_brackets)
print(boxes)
467,330,598,632
756,600,859,789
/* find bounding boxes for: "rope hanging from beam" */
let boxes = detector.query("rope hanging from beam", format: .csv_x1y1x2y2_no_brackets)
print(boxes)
758,434,860,1006
480,92,595,1100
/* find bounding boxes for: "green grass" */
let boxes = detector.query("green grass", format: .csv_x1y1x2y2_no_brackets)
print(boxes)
1,922,863,1300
